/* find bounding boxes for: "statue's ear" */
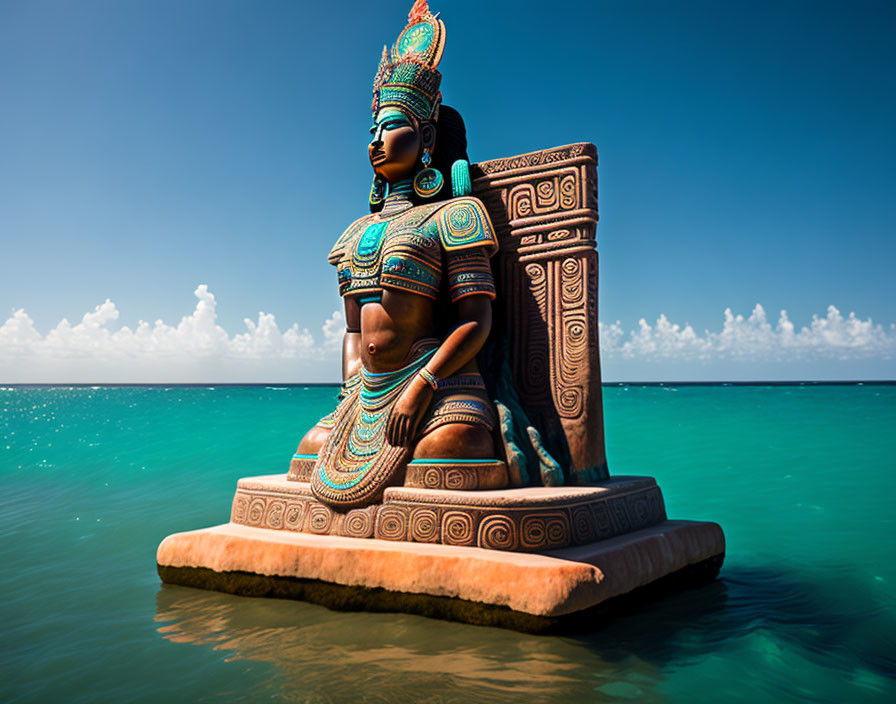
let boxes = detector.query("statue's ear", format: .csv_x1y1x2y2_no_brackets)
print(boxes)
420,121,436,154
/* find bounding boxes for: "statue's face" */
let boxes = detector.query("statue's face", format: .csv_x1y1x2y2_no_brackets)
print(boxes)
369,108,421,183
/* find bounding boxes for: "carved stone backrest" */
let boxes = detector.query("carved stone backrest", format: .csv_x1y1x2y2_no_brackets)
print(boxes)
470,143,607,482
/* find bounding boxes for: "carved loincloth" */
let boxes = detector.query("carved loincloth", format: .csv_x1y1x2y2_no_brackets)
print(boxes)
311,342,496,510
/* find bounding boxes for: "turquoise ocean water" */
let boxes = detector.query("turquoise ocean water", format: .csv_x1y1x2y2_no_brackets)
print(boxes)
1,384,894,703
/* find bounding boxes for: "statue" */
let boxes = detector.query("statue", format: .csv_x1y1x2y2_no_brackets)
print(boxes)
291,1,503,510
157,0,725,632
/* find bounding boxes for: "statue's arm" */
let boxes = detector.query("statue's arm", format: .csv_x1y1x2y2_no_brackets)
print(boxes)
385,244,495,446
421,293,492,379
342,296,362,381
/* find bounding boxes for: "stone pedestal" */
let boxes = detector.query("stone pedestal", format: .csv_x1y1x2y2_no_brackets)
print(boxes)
157,474,724,631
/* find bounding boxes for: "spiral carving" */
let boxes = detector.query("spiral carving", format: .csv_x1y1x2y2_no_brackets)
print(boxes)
478,515,517,551
247,498,265,526
561,258,583,304
545,515,569,545
422,466,443,489
572,507,595,544
559,174,577,208
232,495,248,522
535,179,557,210
376,506,408,541
283,502,305,531
441,510,475,546
628,492,651,525
343,508,374,538
611,498,631,532
593,501,612,537
521,262,551,404
409,508,440,543
445,469,475,490
557,387,583,418
265,500,285,529
563,317,588,362
308,505,333,534
525,262,546,288
520,515,546,549
509,184,534,218
520,512,570,549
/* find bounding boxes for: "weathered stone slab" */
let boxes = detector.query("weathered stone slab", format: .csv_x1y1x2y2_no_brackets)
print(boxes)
156,519,724,622
230,474,666,552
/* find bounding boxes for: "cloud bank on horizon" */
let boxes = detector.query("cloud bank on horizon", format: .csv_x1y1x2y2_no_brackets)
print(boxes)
1,285,894,383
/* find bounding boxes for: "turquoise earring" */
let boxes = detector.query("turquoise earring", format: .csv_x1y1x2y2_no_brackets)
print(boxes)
369,174,387,212
413,148,443,198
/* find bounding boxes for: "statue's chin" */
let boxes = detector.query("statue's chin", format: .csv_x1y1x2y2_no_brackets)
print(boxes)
371,161,416,184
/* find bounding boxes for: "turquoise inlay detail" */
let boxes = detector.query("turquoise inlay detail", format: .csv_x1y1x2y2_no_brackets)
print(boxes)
357,294,382,306
397,22,434,57
313,346,438,502
356,222,388,258
382,256,439,291
409,459,502,464
451,159,472,198
389,179,414,198
438,199,497,252
293,453,318,459
414,168,443,197
317,460,374,490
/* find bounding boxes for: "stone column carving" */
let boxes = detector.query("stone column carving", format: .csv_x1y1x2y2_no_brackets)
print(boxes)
471,143,607,483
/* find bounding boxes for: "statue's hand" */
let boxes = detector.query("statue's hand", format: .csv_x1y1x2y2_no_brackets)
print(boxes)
386,375,433,446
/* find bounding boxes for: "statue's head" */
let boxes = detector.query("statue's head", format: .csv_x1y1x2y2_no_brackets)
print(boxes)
368,1,470,210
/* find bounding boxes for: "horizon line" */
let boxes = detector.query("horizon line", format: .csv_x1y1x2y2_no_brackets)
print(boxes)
2,380,894,388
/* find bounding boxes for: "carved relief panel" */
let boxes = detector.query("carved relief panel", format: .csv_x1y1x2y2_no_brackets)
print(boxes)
471,143,607,482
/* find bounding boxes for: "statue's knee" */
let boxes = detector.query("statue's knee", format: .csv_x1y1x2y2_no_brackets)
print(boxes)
413,423,496,460
297,425,331,455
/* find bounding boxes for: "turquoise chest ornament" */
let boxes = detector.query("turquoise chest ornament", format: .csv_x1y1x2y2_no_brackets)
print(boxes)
355,222,388,263
333,198,499,301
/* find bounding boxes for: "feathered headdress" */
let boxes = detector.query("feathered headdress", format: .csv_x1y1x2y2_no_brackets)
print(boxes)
372,1,446,121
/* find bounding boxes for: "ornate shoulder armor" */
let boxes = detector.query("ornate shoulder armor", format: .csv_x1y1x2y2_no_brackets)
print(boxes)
432,197,499,257
328,215,374,266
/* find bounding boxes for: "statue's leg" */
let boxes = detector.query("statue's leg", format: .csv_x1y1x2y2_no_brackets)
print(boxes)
405,390,509,490
413,422,495,459
297,424,331,455
288,424,331,481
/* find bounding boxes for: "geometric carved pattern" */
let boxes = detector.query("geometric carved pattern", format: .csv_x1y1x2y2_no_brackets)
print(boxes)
230,475,666,553
404,460,509,490
471,143,607,482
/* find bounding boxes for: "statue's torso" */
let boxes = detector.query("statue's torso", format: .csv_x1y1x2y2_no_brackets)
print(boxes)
329,196,498,305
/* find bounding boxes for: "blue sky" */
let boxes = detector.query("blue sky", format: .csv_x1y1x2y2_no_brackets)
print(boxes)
1,0,894,382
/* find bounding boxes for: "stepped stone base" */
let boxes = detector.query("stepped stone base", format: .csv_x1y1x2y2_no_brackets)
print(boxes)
158,472,724,629
230,474,666,552
157,519,724,630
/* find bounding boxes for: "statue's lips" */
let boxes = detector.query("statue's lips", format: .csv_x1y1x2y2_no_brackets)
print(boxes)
370,151,387,165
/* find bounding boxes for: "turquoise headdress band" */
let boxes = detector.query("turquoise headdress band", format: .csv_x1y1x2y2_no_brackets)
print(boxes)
372,1,446,121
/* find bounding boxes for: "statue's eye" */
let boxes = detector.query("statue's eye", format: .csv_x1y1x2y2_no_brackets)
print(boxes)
383,119,408,131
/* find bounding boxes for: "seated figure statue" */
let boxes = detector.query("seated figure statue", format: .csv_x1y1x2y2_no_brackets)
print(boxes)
293,1,505,510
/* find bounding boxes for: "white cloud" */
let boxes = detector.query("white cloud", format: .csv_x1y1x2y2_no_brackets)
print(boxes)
321,310,346,350
599,304,896,361
0,285,341,382
1,290,893,382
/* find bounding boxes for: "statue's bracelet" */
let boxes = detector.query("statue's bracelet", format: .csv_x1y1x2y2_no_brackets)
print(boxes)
418,367,439,391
